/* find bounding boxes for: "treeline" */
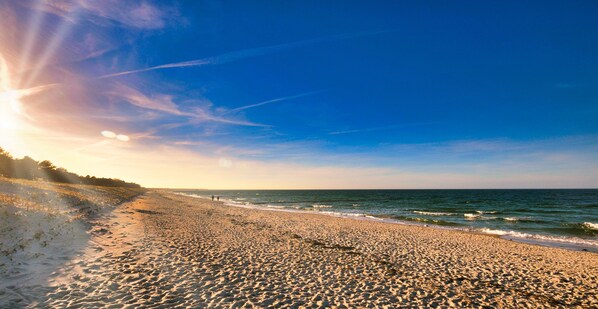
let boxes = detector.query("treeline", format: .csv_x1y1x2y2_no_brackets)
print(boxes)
0,147,141,188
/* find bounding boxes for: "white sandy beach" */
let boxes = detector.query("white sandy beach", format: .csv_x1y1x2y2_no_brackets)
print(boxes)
1,180,597,308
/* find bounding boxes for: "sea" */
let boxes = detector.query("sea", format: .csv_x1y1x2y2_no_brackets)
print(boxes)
175,189,598,252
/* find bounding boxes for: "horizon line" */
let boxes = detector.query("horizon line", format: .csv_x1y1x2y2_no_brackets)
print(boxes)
155,187,598,190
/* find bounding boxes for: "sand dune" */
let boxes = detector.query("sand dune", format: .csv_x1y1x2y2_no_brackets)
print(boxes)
0,178,144,307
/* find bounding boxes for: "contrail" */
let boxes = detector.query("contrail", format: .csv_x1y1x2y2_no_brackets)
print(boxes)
98,59,212,79
226,91,322,114
98,30,393,79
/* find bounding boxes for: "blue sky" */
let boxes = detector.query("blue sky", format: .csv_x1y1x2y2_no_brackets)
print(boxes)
1,0,597,188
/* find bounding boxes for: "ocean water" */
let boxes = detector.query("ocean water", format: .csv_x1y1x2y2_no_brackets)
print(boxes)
176,189,598,251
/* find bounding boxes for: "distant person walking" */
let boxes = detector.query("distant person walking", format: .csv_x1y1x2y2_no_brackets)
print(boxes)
211,195,214,201
217,196,220,201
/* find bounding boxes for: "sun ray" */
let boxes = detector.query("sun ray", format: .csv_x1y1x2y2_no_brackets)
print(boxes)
15,0,47,88
21,2,82,88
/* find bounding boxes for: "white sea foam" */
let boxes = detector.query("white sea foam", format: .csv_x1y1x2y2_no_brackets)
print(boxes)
503,216,537,222
464,213,496,220
476,210,497,214
320,211,366,218
478,228,598,247
583,222,598,230
414,211,454,216
312,204,332,209
345,213,367,217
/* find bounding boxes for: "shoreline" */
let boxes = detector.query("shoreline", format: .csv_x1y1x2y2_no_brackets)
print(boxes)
2,187,597,307
176,192,598,253
163,191,597,307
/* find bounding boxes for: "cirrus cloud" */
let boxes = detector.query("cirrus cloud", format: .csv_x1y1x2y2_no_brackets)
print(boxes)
16,0,180,30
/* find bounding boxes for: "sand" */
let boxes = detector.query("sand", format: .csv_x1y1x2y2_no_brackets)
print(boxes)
1,186,597,308
0,177,144,307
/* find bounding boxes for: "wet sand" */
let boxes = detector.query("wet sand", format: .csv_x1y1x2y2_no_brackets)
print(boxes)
2,188,597,307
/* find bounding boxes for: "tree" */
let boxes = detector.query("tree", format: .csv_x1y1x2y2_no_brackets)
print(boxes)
0,147,141,188
14,156,39,180
38,160,57,171
0,147,14,177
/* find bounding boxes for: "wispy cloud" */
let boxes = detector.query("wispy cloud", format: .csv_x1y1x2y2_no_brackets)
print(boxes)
105,83,185,115
18,0,178,30
98,30,393,79
225,91,322,114
189,106,268,127
103,83,266,127
329,122,438,135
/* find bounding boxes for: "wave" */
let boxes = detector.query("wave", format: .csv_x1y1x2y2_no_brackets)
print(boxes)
478,228,598,248
413,211,455,216
581,222,598,234
502,216,546,223
391,215,463,227
582,222,598,231
320,211,367,218
476,210,497,214
312,204,332,209
464,213,497,220
555,223,598,237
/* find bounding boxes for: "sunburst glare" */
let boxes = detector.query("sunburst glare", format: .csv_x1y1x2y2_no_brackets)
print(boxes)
21,1,82,88
0,54,23,130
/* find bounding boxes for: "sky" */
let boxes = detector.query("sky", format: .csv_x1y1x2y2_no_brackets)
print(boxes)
0,0,597,189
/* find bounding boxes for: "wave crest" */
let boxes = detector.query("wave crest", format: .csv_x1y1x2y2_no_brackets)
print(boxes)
476,210,497,214
582,222,598,230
